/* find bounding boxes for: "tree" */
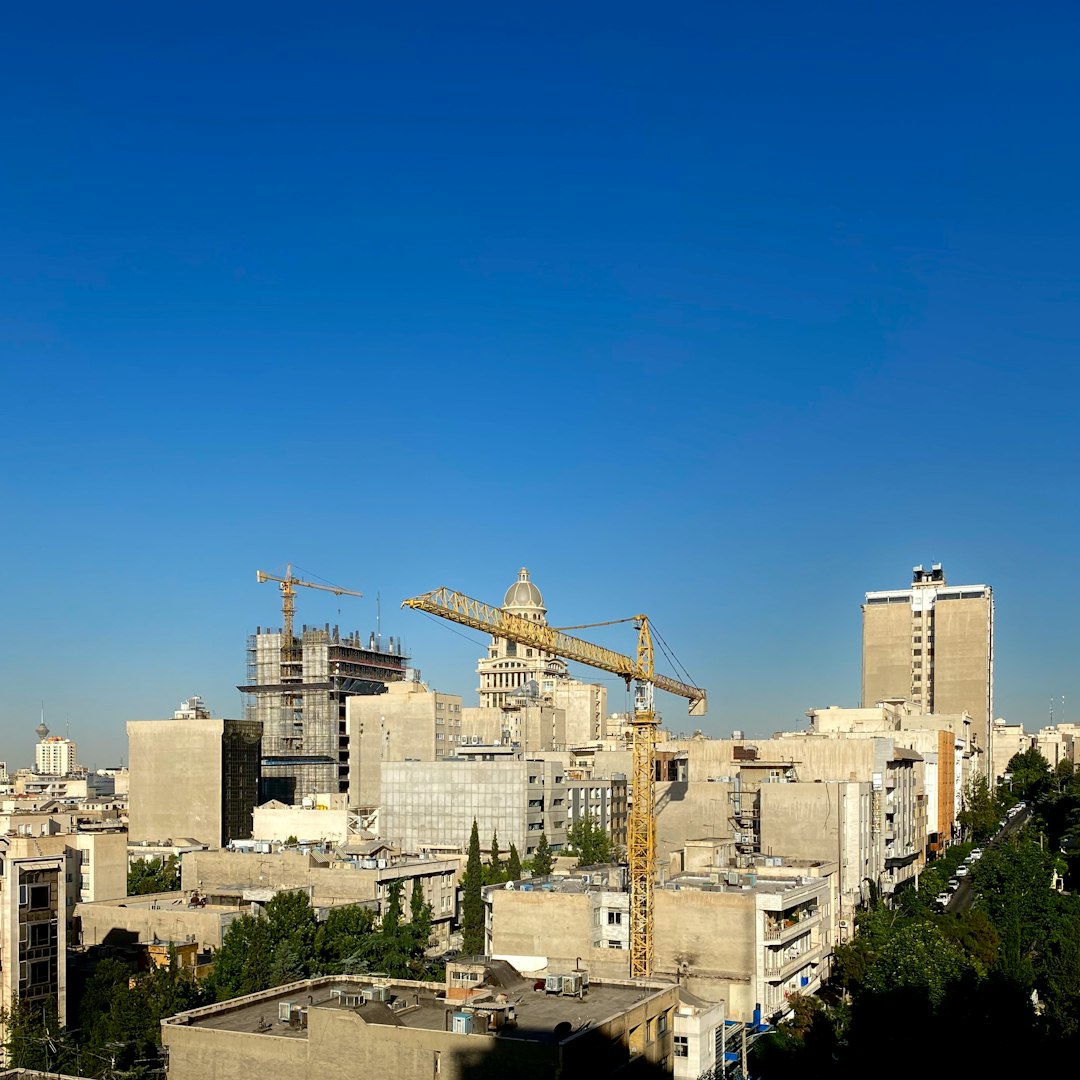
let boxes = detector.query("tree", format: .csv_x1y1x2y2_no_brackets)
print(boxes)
314,904,377,972
462,819,484,956
490,831,503,881
958,777,999,841
1006,747,1052,802
127,855,180,895
567,815,614,867
531,833,554,877
507,843,522,882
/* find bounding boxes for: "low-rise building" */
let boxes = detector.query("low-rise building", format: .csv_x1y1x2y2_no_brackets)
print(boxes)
181,847,461,943
161,964,680,1080
484,857,836,1023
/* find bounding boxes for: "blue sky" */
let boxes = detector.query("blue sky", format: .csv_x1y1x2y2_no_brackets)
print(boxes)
2,3,1079,767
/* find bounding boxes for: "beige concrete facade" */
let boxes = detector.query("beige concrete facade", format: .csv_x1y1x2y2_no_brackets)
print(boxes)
861,564,993,774
181,848,462,941
161,972,679,1080
485,864,834,1022
127,716,262,848
346,681,463,810
75,891,244,951
0,837,68,1063
992,719,1035,782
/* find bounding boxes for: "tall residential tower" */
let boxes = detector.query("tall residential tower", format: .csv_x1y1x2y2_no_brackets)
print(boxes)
862,564,994,775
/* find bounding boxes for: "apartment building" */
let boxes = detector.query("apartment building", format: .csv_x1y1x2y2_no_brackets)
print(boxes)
161,967,680,1080
0,836,68,1062
862,564,994,771
484,858,836,1022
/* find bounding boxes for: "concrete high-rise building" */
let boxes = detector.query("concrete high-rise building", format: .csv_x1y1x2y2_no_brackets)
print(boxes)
35,735,80,777
240,624,408,803
127,710,263,848
862,564,994,773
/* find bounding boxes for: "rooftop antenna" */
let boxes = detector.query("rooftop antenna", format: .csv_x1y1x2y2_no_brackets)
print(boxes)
377,592,382,650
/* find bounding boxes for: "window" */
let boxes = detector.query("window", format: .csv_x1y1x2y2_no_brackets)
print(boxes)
29,885,50,911
29,922,52,947
29,960,50,985
658,1013,668,1035
607,911,622,925
674,1035,688,1057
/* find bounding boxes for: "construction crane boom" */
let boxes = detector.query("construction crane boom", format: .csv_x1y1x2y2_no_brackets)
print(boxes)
401,587,706,713
402,585,706,979
257,563,363,644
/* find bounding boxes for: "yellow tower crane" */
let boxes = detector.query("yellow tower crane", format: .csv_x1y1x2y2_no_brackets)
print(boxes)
256,564,364,656
401,586,706,978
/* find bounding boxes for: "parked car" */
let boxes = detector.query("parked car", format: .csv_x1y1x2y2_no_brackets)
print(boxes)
970,848,983,859
956,865,969,878
935,892,951,907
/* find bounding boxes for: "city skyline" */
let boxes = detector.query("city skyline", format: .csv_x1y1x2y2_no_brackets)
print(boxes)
4,5,1080,764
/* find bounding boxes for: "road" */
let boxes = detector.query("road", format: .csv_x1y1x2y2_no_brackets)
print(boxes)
944,805,1031,913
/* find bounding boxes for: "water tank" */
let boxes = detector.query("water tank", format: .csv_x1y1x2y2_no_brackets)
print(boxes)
452,1012,473,1034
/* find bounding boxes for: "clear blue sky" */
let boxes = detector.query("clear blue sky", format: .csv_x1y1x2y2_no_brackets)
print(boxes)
3,3,1079,767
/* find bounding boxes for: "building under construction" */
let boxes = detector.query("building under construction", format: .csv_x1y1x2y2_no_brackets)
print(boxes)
240,624,408,803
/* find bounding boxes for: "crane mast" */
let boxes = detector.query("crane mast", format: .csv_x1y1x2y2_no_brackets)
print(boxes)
402,586,706,978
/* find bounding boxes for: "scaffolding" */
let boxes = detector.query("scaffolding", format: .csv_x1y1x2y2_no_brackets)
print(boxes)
239,624,409,803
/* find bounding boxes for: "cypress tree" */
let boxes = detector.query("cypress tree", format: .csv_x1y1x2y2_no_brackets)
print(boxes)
532,833,554,877
462,819,484,956
507,843,522,882
490,830,503,881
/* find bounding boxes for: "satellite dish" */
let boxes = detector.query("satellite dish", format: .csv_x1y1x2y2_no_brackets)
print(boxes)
553,1021,573,1039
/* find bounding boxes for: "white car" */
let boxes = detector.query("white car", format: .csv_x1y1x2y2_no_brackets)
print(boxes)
956,865,969,878
935,892,950,907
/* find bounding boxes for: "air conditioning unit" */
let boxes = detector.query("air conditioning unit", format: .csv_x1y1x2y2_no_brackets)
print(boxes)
278,1001,294,1021
838,920,849,929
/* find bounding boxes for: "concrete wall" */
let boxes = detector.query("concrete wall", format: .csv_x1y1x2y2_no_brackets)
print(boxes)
934,598,992,753
862,601,912,707
346,683,462,809
75,894,240,950
127,718,225,846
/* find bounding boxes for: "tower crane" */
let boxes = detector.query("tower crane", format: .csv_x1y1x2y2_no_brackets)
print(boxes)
401,585,706,978
256,564,364,656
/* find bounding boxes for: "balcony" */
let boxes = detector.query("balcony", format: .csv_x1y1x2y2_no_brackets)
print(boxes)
763,909,820,943
764,942,823,980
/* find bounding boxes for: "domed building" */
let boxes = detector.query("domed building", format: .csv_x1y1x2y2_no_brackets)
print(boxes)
477,568,569,708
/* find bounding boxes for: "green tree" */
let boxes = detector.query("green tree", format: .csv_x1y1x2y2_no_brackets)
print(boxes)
314,903,377,972
863,921,969,1007
490,831,503,881
209,910,273,1000
127,855,181,895
2,997,76,1073
530,833,554,877
462,819,485,956
958,777,1000,841
1006,747,1052,802
567,815,614,867
507,843,522,882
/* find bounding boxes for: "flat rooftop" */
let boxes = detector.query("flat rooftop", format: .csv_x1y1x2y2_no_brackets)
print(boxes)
174,975,664,1044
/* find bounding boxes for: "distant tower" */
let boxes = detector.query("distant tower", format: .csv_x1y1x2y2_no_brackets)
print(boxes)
476,568,569,708
862,563,994,775
35,704,49,742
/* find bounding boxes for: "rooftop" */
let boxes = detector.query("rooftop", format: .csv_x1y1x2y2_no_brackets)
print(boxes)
167,971,668,1045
